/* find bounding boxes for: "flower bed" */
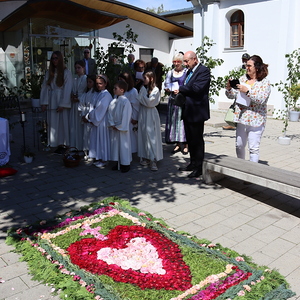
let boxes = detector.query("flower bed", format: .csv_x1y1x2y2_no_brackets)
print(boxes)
6,197,295,300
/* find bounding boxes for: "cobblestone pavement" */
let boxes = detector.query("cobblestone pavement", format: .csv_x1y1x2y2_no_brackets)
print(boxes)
1,106,300,299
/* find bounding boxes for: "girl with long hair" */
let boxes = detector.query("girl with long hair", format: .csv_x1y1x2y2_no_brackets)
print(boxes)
40,51,72,148
137,70,163,171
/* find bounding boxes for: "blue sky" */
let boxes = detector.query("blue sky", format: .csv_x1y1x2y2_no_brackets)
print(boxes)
118,0,193,12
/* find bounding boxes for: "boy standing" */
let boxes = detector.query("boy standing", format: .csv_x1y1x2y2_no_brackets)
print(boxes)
108,80,132,173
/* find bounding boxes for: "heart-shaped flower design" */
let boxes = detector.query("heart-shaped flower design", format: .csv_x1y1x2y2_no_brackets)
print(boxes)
67,225,192,290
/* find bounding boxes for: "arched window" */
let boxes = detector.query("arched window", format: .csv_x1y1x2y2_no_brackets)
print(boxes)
230,10,244,47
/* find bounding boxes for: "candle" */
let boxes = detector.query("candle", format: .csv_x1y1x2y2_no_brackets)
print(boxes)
21,112,26,122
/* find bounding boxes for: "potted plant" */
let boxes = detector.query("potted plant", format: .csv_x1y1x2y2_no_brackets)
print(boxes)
21,73,44,108
274,48,300,143
288,83,300,121
23,147,35,163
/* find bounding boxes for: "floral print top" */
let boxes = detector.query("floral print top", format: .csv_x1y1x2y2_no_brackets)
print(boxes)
225,75,271,127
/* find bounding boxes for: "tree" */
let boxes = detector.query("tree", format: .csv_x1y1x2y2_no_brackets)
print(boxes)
196,36,224,103
94,24,138,93
146,4,166,14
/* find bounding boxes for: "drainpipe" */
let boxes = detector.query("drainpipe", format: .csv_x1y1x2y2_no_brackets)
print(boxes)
197,0,205,46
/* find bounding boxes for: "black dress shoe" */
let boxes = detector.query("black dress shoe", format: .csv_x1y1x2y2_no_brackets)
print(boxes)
111,163,118,170
120,165,130,173
178,164,195,171
171,146,181,154
187,170,202,178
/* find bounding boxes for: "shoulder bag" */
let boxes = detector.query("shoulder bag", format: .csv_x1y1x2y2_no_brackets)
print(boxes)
224,101,236,127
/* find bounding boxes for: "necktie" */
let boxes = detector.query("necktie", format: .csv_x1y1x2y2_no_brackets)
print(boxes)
185,70,193,84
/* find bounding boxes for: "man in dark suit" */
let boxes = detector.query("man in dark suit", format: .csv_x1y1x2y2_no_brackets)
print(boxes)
83,48,97,75
175,51,211,178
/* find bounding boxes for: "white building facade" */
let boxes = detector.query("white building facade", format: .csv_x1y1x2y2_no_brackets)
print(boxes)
186,0,300,110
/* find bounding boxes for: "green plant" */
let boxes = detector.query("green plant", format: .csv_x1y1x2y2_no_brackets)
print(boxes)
196,36,224,103
20,73,44,99
95,24,138,93
0,70,20,130
289,83,300,107
23,147,35,157
274,48,300,134
223,67,246,84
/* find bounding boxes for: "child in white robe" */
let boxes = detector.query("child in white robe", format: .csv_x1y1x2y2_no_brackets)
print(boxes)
118,72,140,153
78,75,97,160
84,75,112,168
69,60,87,150
40,51,72,148
137,70,163,171
108,80,132,173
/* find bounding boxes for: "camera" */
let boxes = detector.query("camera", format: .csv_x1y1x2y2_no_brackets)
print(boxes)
229,79,240,89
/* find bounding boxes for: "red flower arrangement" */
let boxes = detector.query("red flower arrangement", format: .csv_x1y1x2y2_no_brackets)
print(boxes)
67,225,192,290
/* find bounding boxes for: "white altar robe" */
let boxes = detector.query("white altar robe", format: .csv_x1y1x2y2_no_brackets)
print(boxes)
87,89,112,161
137,86,163,161
40,69,73,147
125,88,140,153
107,95,132,165
0,118,10,166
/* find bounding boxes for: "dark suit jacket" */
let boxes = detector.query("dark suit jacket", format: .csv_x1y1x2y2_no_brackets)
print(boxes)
179,64,210,123
85,58,97,75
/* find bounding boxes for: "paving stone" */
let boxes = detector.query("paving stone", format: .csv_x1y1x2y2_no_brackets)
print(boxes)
0,277,29,299
1,251,21,265
223,224,260,243
259,238,295,259
198,222,232,241
269,252,300,277
1,110,300,298
4,282,61,300
0,261,29,281
254,225,287,244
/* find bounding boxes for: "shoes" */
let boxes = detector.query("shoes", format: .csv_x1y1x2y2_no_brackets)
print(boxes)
120,165,130,173
111,163,118,170
171,146,181,154
54,145,68,155
140,159,150,166
94,161,107,168
178,164,195,172
150,161,158,171
182,148,189,155
93,160,100,166
222,125,236,130
188,170,202,178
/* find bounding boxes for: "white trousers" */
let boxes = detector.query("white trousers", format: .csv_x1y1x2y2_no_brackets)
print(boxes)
235,123,265,163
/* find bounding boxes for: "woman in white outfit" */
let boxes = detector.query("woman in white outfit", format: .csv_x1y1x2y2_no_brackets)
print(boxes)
225,55,271,163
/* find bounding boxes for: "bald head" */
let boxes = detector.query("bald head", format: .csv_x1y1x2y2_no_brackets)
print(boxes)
183,51,198,69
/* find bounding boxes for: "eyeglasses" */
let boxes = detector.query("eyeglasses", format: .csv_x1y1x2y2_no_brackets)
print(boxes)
246,64,254,68
51,57,59,60
84,51,90,54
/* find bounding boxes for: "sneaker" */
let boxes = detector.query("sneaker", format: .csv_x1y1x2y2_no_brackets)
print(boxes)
150,161,158,171
94,162,107,168
140,159,150,166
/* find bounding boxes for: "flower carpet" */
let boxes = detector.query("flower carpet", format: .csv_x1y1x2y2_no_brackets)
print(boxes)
6,197,295,300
